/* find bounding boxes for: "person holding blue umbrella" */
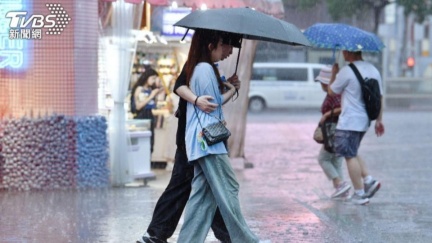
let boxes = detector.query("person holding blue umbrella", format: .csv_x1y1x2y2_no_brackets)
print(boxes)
328,49,384,205
305,23,385,205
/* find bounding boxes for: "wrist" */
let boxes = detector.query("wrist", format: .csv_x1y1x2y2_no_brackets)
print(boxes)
194,96,200,106
229,89,236,99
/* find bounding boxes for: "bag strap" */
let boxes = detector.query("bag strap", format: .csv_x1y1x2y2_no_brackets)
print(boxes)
193,70,225,129
193,105,225,130
349,63,372,122
208,79,223,120
349,63,365,85
193,80,224,129
193,105,204,129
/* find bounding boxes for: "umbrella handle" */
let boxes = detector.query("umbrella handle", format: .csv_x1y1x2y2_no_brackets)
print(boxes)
332,48,336,64
232,38,243,100
181,29,189,41
332,45,341,64
234,38,242,75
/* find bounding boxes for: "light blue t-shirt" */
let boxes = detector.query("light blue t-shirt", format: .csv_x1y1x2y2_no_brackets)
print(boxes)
185,62,227,162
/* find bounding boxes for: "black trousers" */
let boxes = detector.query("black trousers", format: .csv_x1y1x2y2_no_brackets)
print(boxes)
146,147,231,242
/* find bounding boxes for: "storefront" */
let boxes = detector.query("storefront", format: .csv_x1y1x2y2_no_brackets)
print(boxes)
98,2,193,171
129,6,192,164
0,0,108,190
0,0,285,190
132,39,187,164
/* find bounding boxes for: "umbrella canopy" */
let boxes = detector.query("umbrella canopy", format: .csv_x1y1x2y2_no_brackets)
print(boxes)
303,23,385,53
174,7,310,47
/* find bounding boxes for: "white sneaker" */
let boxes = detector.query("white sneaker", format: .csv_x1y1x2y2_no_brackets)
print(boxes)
332,190,350,201
349,193,369,205
331,181,351,198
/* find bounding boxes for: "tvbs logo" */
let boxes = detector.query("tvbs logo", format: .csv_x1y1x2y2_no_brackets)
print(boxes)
7,12,56,28
6,3,71,36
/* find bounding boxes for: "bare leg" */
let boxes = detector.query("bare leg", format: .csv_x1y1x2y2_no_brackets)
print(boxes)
357,155,369,178
345,157,364,190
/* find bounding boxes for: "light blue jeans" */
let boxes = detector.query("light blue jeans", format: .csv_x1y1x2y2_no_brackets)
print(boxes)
317,146,344,181
178,154,259,243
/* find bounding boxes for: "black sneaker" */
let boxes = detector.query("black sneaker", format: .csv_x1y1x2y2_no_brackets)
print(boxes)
363,180,381,199
136,234,167,243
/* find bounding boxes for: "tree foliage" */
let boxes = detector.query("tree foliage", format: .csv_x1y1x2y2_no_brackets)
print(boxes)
397,0,432,22
326,0,368,20
282,0,432,25
281,0,320,10
281,0,392,33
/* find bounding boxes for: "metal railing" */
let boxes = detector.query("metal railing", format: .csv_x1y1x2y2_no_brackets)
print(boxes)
384,77,432,109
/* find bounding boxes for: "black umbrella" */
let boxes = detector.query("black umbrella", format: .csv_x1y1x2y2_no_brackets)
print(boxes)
174,7,310,73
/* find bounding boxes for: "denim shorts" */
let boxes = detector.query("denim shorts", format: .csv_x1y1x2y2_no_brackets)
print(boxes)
333,130,365,158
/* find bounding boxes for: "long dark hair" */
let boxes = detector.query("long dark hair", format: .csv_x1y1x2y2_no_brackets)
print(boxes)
130,68,159,112
185,29,225,93
131,68,159,98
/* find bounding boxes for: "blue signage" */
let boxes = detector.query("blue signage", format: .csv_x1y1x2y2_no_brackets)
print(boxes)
1,0,25,69
161,7,192,38
0,0,32,70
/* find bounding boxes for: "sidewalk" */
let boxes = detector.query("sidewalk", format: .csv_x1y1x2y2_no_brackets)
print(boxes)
1,110,431,243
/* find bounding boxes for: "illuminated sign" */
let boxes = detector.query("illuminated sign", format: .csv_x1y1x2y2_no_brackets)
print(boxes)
0,0,26,69
0,2,71,70
161,8,192,37
6,3,71,39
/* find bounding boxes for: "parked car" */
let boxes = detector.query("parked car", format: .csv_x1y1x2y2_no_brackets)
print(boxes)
248,62,326,112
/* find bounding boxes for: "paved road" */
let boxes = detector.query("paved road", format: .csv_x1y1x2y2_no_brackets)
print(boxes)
241,109,432,243
1,109,431,243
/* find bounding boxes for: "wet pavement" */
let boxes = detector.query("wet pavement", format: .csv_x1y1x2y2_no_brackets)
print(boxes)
1,109,432,243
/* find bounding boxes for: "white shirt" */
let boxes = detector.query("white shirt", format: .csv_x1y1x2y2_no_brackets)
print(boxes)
330,60,383,132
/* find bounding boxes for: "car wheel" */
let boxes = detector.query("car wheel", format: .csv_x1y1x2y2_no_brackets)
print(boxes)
249,97,266,112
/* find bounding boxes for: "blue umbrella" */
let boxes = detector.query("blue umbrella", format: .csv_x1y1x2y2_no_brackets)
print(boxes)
304,23,385,62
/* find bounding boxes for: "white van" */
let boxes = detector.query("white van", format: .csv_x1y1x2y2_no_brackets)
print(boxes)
248,63,327,112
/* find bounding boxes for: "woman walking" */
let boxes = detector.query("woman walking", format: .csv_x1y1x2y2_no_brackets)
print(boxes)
315,66,350,199
178,28,269,243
